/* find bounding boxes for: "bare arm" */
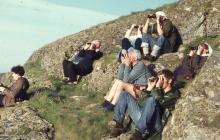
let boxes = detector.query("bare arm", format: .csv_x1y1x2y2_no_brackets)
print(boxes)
156,17,163,36
124,24,135,38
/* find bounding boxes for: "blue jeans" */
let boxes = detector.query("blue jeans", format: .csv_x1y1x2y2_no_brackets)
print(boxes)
113,92,162,134
142,33,172,54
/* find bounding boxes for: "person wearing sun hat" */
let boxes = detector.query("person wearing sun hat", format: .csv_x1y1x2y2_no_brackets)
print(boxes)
141,11,179,61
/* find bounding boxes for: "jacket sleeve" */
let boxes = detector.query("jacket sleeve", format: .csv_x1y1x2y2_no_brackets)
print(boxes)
150,88,164,101
77,49,86,57
123,62,145,83
93,51,103,60
192,55,207,73
3,79,23,98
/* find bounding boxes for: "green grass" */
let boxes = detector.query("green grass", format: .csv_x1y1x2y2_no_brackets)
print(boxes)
29,79,112,140
24,59,46,77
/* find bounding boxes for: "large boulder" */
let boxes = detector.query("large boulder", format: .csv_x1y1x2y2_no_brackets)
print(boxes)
162,51,220,140
0,102,54,140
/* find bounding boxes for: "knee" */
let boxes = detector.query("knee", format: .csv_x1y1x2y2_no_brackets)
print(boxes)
119,91,130,99
122,38,130,47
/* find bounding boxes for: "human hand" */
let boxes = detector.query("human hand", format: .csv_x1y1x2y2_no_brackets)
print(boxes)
189,50,195,56
197,45,204,55
121,54,130,65
131,24,137,29
147,78,157,91
156,75,164,88
0,87,5,92
121,49,127,55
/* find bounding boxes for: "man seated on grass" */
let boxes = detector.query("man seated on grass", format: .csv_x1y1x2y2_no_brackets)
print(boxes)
101,48,152,112
110,69,180,140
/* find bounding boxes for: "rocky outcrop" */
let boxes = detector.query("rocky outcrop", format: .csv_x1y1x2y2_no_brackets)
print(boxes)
0,102,54,140
162,51,220,140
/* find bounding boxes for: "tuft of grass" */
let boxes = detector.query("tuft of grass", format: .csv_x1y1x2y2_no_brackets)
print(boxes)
24,59,46,77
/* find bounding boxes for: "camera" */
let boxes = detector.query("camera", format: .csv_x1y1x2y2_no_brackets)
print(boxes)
149,77,158,82
148,14,156,19
134,25,139,28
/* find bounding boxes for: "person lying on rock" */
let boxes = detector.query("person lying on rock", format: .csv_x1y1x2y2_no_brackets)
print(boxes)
101,48,152,111
174,43,212,80
142,11,178,61
62,40,103,84
109,69,180,140
116,24,143,62
0,65,29,107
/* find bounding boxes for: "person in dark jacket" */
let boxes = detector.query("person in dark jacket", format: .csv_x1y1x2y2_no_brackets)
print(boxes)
0,65,29,107
174,43,212,80
141,11,179,61
62,40,103,84
110,69,180,140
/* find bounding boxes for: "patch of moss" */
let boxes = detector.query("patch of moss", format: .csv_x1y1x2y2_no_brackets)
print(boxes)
24,59,46,77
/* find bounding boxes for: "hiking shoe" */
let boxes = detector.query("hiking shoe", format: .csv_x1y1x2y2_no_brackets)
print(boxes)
129,130,144,140
100,100,110,108
103,102,115,112
110,122,124,137
63,79,77,85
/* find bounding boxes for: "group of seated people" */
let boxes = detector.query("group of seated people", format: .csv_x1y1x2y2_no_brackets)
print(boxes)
0,10,213,140
97,11,212,140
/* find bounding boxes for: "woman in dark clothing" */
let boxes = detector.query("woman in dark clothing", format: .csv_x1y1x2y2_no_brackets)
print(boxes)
174,43,212,80
0,65,29,107
63,40,103,84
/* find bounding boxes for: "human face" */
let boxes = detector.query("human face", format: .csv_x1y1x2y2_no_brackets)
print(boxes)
160,74,172,90
12,72,20,80
127,51,137,62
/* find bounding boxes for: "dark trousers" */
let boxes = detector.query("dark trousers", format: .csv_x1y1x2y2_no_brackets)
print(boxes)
63,60,81,82
0,94,5,107
122,38,143,54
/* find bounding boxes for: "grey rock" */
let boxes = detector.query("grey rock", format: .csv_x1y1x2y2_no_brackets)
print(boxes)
0,102,54,140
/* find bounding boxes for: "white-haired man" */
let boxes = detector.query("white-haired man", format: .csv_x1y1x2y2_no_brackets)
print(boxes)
102,48,152,111
141,11,178,61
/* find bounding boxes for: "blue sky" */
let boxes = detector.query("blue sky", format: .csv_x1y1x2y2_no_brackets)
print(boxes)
0,0,176,72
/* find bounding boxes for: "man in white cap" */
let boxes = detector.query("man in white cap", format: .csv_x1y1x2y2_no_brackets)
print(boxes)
141,11,178,61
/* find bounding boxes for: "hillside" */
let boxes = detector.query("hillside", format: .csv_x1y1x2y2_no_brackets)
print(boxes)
1,0,220,139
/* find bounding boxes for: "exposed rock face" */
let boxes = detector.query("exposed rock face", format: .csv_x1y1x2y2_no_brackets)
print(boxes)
0,102,54,140
0,73,5,83
162,51,220,140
